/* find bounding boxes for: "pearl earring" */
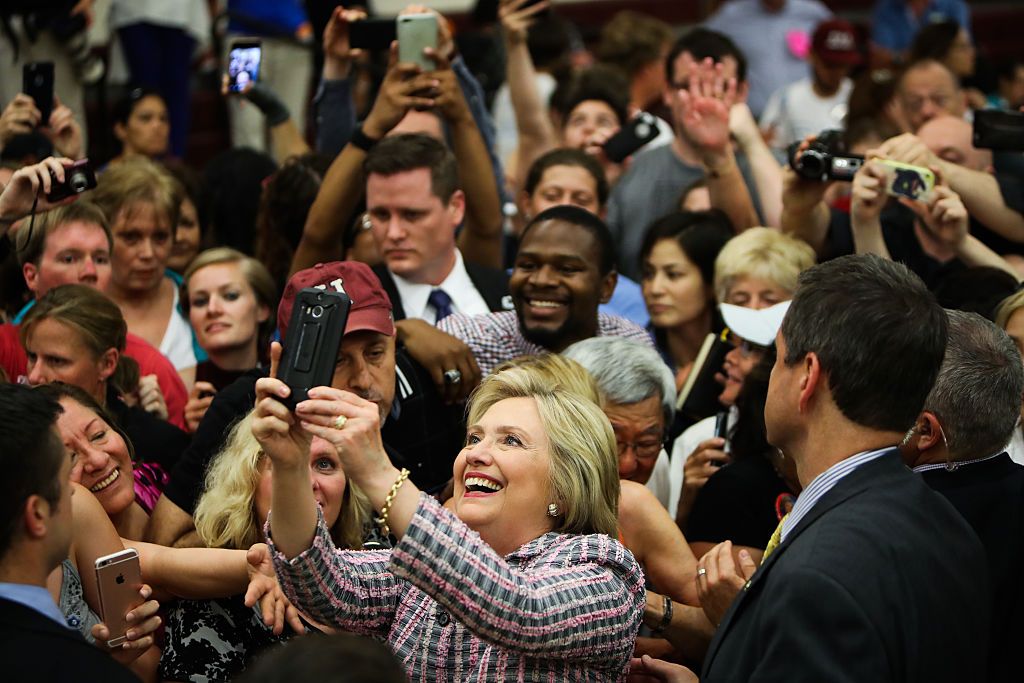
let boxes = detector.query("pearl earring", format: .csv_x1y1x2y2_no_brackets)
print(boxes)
547,503,560,518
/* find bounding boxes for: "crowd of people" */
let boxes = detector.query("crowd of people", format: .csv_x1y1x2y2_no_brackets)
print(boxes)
0,0,1022,681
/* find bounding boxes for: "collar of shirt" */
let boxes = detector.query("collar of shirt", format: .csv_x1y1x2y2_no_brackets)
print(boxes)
781,446,895,543
391,250,490,324
0,582,70,628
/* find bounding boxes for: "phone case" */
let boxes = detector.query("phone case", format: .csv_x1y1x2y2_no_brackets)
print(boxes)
879,160,935,202
95,549,143,648
603,112,660,163
397,14,438,71
23,62,54,122
349,18,397,50
278,288,351,409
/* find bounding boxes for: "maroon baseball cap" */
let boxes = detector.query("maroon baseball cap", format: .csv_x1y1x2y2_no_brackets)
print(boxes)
811,19,862,66
278,262,395,339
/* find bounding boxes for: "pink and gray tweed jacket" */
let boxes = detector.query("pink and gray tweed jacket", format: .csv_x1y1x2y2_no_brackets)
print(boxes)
268,494,645,682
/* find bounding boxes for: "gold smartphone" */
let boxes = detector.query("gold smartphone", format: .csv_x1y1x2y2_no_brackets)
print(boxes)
95,549,143,648
877,159,935,202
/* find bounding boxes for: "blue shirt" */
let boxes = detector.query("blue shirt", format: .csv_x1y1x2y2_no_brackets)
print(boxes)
871,0,971,53
781,446,895,543
0,583,69,628
600,275,650,329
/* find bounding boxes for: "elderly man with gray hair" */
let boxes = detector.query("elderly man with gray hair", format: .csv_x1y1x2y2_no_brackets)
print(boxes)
899,309,1024,683
564,336,677,507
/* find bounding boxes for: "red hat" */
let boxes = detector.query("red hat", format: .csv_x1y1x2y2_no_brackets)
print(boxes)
811,19,862,66
278,262,395,339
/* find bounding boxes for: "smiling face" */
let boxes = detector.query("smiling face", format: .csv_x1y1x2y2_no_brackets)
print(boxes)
254,435,347,531
25,319,115,404
453,397,555,554
187,261,269,357
109,202,173,295
23,221,112,298
510,219,616,352
116,95,170,158
642,238,712,330
57,397,135,518
366,168,464,285
717,334,767,406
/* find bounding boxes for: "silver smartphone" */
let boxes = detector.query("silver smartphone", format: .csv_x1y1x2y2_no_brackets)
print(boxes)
397,13,438,71
95,548,143,648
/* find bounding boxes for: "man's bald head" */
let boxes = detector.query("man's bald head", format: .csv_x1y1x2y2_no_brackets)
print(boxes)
916,115,992,172
898,59,965,132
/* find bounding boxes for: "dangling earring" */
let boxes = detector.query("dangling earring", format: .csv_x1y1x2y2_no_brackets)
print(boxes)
547,503,560,518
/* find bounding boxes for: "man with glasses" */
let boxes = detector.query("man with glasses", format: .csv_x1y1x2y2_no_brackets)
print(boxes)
896,58,965,132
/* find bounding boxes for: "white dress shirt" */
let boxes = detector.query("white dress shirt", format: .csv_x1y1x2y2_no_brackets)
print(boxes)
392,250,491,324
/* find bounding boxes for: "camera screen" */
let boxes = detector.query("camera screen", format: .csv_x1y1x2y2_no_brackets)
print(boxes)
228,46,261,92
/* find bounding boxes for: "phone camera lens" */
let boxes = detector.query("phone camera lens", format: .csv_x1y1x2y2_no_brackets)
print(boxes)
636,123,650,137
311,305,324,318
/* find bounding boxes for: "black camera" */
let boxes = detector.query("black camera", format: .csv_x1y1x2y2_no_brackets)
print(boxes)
46,159,97,202
787,129,864,182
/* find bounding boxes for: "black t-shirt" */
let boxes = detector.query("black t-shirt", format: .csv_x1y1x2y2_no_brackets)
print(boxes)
106,387,191,472
685,453,796,549
162,348,465,515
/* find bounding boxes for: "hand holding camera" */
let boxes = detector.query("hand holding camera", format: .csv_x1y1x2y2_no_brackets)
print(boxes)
787,129,863,183
0,157,90,229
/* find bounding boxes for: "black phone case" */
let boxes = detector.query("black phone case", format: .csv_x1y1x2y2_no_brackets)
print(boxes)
603,113,660,163
973,110,1024,152
278,288,351,409
349,18,397,50
23,62,54,123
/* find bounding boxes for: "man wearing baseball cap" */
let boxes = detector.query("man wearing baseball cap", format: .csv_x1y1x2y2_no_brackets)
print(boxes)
147,261,465,547
760,19,863,156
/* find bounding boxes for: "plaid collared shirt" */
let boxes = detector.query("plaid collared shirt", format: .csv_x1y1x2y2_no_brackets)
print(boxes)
269,494,645,682
438,310,654,377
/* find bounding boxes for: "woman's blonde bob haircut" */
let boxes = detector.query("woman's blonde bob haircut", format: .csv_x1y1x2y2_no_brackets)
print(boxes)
471,354,619,538
713,227,816,303
195,411,370,551
995,290,1024,330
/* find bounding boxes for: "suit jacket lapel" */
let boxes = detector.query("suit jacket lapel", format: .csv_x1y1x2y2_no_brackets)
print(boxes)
372,265,408,321
702,451,904,668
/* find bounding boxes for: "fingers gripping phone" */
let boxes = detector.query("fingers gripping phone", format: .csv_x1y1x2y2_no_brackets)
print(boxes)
711,411,730,467
397,13,438,71
95,549,144,648
278,287,351,410
228,40,262,93
23,62,55,123
603,112,660,163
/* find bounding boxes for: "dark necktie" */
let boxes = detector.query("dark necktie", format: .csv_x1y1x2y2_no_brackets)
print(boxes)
428,288,453,323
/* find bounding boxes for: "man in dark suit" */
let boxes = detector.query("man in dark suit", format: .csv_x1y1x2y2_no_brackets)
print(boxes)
695,255,990,682
0,384,139,682
899,310,1024,683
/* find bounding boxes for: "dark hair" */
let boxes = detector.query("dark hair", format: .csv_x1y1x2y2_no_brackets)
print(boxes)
550,64,630,129
112,87,166,126
781,254,947,432
33,382,137,462
364,134,460,203
254,153,333,292
845,68,902,142
909,20,962,64
527,14,573,72
239,633,407,683
933,267,1019,321
521,205,616,275
0,384,64,560
665,28,748,85
199,148,278,255
729,345,776,464
162,158,203,236
638,210,734,285
524,148,610,208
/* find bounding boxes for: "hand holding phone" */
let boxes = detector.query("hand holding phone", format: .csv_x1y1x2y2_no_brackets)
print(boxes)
877,159,935,202
397,13,438,71
277,288,351,410
603,112,660,163
23,62,54,124
95,549,144,648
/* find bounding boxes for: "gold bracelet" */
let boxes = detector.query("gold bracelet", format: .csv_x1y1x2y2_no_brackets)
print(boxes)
375,468,411,537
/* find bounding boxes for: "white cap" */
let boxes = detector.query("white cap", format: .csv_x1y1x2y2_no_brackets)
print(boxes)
720,301,791,346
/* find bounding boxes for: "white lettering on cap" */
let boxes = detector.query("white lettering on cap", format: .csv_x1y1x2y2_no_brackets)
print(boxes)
312,278,347,294
825,31,855,52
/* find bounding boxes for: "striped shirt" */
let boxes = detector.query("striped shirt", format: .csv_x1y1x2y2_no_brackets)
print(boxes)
268,494,645,682
438,310,654,377
780,447,895,543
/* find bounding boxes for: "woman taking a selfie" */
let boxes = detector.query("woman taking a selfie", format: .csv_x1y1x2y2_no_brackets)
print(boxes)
180,247,277,431
258,356,644,679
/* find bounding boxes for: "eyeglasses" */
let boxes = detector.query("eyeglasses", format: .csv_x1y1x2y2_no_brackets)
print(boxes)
725,332,769,358
616,438,665,461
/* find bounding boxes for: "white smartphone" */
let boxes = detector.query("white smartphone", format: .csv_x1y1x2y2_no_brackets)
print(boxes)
397,13,438,71
95,549,143,648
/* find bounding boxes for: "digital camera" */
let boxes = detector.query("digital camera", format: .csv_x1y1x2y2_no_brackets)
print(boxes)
787,129,864,182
